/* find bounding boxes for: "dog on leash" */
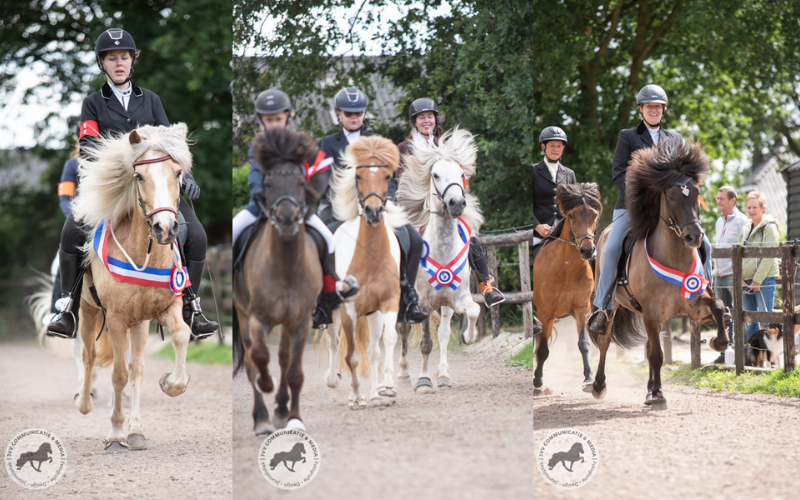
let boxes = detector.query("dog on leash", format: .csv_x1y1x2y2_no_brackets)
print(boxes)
746,323,783,368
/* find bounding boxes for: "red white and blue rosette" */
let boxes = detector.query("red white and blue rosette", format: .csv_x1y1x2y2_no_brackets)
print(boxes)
169,265,189,295
681,273,704,296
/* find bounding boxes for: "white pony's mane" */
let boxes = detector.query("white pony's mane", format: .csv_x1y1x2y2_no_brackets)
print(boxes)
71,123,192,231
330,139,408,230
396,127,483,232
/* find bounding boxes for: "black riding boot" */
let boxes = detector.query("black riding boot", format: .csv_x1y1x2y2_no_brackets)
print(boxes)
469,238,505,307
47,247,83,339
310,230,359,328
397,247,428,323
183,259,219,340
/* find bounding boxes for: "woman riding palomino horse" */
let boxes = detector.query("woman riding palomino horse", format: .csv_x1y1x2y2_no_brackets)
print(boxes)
588,84,721,335
318,87,427,325
47,28,217,340
231,88,359,328
532,126,577,336
233,128,327,434
590,140,729,407
396,98,504,308
533,183,602,396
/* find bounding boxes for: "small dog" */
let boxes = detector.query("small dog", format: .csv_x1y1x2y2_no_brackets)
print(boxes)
746,324,783,368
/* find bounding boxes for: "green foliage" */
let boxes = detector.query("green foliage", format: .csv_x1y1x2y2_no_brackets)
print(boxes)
509,341,533,370
666,363,800,398
233,163,250,215
155,339,232,365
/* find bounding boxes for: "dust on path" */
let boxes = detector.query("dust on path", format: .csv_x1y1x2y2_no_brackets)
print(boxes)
534,317,800,500
0,337,232,500
233,333,532,500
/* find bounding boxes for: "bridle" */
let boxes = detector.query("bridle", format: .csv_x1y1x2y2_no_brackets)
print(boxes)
432,167,467,210
546,199,598,253
132,154,179,237
661,179,702,238
259,164,308,227
355,164,390,214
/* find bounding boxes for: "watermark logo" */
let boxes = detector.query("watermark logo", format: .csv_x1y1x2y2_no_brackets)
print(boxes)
537,428,599,489
258,428,320,490
5,429,67,490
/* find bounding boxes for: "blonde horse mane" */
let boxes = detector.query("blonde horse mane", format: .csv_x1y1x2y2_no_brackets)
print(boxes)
396,127,483,232
330,135,408,230
71,123,193,232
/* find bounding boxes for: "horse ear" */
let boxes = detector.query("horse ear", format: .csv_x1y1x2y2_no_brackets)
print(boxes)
129,130,142,145
173,122,189,140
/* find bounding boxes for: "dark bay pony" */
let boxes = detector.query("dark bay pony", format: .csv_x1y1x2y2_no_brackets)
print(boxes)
533,183,602,396
591,140,728,407
233,128,327,434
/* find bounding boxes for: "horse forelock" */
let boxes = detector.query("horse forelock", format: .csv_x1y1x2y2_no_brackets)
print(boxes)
625,139,709,241
555,182,603,219
71,124,192,235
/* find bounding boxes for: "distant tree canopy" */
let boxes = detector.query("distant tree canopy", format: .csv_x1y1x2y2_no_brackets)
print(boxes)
533,0,800,225
0,0,232,278
234,0,533,231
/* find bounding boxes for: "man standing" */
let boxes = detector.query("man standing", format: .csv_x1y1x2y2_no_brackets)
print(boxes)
712,186,749,362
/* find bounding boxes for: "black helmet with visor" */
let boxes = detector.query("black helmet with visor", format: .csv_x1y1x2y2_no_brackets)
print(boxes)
95,28,137,87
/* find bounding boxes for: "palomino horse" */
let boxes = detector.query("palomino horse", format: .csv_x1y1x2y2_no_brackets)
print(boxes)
233,128,326,434
533,183,602,396
324,135,406,408
591,140,728,407
396,128,483,391
70,124,194,453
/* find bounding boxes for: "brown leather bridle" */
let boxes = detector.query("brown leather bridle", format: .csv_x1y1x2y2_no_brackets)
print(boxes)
132,155,180,225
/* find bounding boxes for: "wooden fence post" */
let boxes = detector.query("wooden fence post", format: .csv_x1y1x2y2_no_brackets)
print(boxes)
781,244,796,372
732,244,744,375
486,246,501,337
663,318,672,365
518,240,533,339
690,321,701,369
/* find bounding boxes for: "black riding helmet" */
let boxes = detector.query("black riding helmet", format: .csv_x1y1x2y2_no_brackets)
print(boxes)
636,84,668,105
255,89,292,115
334,87,368,113
95,28,137,87
409,98,441,136
539,126,567,145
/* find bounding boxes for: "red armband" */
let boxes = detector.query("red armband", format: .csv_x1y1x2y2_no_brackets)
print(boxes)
79,120,99,139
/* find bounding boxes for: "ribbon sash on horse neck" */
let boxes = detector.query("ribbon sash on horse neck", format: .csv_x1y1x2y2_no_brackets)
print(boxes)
420,218,471,290
644,232,707,299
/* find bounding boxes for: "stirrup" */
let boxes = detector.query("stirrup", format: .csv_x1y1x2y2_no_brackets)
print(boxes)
335,276,360,302
186,296,217,340
47,297,78,339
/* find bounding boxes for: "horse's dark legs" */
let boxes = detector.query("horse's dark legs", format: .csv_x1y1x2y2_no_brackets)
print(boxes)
533,318,552,395
246,315,274,435
285,319,312,425
591,309,615,399
644,318,666,407
398,322,411,379
273,326,295,429
578,323,594,390
703,296,729,352
414,317,434,392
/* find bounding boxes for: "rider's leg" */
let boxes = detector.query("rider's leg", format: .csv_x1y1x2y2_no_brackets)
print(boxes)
180,198,219,339
397,225,427,324
306,214,359,328
532,240,542,335
468,237,505,307
589,209,631,333
47,213,86,339
232,202,259,246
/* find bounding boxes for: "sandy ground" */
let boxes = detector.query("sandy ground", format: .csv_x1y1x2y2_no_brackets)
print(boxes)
533,317,800,500
0,336,232,499
233,331,533,500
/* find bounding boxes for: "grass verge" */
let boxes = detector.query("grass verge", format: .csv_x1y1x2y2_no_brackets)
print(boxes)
155,341,232,365
509,341,533,370
665,362,800,398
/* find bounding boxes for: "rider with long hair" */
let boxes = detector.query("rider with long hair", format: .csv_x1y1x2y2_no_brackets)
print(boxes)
318,87,428,326
232,88,359,328
397,98,505,309
47,28,218,340
533,126,577,335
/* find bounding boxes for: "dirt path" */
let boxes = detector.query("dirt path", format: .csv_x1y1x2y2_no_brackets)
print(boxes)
0,337,232,499
534,317,800,499
233,333,532,499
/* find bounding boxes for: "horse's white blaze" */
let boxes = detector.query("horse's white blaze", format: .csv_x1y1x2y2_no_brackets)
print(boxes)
431,160,466,209
146,159,177,229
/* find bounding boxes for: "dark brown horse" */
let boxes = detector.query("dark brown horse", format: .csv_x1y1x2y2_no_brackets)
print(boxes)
533,183,602,396
233,128,327,434
591,140,728,407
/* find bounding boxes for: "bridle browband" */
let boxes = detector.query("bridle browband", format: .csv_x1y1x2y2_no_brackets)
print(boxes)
355,164,391,212
660,179,702,238
131,155,179,229
259,164,308,228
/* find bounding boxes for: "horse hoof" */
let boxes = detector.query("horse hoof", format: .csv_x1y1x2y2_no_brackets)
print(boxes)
397,374,411,386
437,376,452,388
414,377,433,391
103,440,129,455
348,396,367,410
127,434,147,451
582,381,594,393
591,383,607,400
254,419,275,436
650,392,667,410
644,393,653,405
533,386,552,397
159,373,191,397
285,419,306,431
368,396,396,408
272,414,289,429
255,374,274,394
377,385,397,397
710,337,728,352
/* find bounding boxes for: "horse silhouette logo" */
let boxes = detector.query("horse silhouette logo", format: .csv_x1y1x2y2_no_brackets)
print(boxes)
548,442,585,472
16,442,53,472
269,442,306,472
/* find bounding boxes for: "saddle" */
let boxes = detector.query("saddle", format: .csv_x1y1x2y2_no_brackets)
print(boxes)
615,229,709,312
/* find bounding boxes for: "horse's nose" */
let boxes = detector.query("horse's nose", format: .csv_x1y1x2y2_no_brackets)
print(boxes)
448,197,466,211
170,219,179,237
580,246,593,261
153,221,171,244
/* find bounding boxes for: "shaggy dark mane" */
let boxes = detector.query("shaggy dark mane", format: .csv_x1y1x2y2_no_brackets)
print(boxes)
542,183,603,246
253,128,316,174
625,139,709,241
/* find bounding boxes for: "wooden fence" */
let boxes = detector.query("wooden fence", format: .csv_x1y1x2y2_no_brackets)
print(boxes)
473,229,534,339
665,244,798,374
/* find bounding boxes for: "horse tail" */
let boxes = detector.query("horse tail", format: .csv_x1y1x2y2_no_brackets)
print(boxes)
408,310,447,347
232,310,244,377
336,316,377,378
588,307,646,349
26,272,74,359
93,319,127,369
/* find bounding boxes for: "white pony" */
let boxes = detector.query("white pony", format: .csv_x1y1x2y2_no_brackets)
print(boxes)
396,128,483,391
323,136,407,408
